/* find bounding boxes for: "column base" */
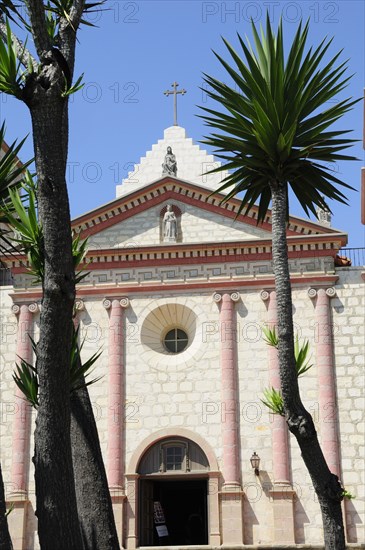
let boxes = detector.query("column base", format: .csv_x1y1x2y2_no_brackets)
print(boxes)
6,493,29,550
220,484,244,545
109,486,126,547
269,483,296,544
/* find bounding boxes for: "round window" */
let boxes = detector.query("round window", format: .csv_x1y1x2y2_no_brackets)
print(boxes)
163,328,188,354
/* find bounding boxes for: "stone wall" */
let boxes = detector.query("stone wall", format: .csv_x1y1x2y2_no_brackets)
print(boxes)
0,266,363,548
87,200,268,250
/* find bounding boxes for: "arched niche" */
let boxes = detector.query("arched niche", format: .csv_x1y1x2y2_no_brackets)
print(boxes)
160,204,182,243
127,427,219,474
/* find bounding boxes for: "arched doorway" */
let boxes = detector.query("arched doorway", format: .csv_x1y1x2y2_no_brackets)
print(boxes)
138,437,210,546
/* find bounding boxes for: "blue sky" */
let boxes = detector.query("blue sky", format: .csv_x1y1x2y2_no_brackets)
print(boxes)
1,0,364,247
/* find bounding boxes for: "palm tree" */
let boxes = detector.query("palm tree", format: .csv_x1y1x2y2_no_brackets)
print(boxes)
199,15,358,550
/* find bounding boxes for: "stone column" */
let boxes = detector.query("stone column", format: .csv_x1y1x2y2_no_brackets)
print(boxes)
308,287,340,476
8,302,38,549
214,291,243,545
261,290,295,544
104,297,129,544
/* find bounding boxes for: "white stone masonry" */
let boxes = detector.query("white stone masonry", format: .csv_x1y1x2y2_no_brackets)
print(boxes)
116,126,229,197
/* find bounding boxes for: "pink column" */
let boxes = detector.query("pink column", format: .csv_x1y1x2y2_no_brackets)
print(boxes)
261,290,295,545
261,290,291,484
10,303,37,495
104,297,129,489
215,291,240,487
309,287,340,477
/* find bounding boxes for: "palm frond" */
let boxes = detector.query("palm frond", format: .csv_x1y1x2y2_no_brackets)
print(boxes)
13,326,103,407
261,387,284,416
199,16,359,223
0,18,26,97
0,122,31,201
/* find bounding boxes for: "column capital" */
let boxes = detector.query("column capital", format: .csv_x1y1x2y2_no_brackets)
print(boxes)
213,291,239,303
103,297,130,309
11,304,21,315
119,297,130,308
230,291,240,302
260,290,270,301
75,299,85,311
103,298,112,309
28,302,39,313
308,287,336,299
325,287,336,298
11,302,39,315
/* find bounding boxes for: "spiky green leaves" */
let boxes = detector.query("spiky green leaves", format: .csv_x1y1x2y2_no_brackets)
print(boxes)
13,357,39,408
46,0,106,32
261,387,284,416
0,18,25,97
261,326,313,415
61,72,84,97
0,0,24,24
199,14,359,223
2,173,44,280
0,123,31,201
1,173,90,283
13,327,102,408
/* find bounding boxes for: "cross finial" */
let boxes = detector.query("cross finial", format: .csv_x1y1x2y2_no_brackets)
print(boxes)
164,82,186,126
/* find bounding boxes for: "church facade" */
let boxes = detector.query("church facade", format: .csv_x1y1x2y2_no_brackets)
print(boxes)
0,126,364,549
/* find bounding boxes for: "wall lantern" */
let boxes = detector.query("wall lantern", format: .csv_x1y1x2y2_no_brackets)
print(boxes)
250,452,260,476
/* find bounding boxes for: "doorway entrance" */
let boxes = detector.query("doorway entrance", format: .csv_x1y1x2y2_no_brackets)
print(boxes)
139,478,208,546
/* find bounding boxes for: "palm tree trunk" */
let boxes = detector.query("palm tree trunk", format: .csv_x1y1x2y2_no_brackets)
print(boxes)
29,93,83,549
270,182,345,550
70,378,120,550
0,464,12,550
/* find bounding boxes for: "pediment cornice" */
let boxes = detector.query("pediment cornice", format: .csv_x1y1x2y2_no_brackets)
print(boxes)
71,177,342,240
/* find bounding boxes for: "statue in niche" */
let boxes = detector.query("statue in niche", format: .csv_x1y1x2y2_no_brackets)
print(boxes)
162,146,177,176
163,205,177,241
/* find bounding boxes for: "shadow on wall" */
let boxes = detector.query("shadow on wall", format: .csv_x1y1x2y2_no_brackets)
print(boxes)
345,498,362,543
25,502,37,550
293,496,311,544
243,493,259,544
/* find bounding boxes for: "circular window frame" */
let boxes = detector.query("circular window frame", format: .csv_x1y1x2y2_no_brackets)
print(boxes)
163,327,189,354
139,299,208,371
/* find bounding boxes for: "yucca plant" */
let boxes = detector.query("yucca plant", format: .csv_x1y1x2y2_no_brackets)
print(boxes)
261,327,313,415
0,123,30,201
46,0,106,30
261,386,284,416
1,172,44,277
0,0,24,23
0,123,32,255
1,172,90,283
200,14,358,549
0,18,25,97
13,327,102,408
262,325,313,377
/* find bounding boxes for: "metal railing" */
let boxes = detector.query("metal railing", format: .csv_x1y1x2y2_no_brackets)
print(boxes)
338,248,365,267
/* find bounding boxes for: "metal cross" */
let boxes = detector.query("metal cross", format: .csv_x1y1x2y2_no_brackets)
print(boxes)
164,82,186,126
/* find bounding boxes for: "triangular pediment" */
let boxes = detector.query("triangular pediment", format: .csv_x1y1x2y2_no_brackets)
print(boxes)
72,177,345,251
